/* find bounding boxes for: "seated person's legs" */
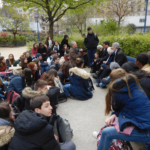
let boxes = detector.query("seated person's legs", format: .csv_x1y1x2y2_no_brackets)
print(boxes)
59,141,76,150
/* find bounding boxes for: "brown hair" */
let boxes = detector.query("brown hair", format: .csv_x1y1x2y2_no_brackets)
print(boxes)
30,95,49,110
0,78,3,87
33,43,37,51
34,79,47,91
53,55,59,62
61,61,72,78
0,56,6,67
32,59,41,70
105,68,142,115
42,69,57,86
76,58,84,68
8,54,15,65
27,62,36,79
63,44,67,49
20,57,28,69
0,102,11,119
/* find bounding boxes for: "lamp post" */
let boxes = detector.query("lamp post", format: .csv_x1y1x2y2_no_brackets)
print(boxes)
35,13,40,41
144,0,149,32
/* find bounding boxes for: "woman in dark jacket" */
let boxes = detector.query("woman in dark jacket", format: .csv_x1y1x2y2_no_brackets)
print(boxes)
38,43,48,61
122,61,150,99
20,57,28,70
60,35,70,57
69,58,93,100
6,54,15,68
25,52,32,64
96,68,150,150
7,68,32,95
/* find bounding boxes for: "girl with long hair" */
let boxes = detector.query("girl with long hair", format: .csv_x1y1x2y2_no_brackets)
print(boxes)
95,68,150,150
25,52,32,64
20,57,28,70
6,54,15,68
27,62,39,82
0,56,7,72
32,43,38,57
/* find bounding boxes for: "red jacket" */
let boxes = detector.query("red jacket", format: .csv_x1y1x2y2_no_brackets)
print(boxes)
32,47,38,57
0,65,7,72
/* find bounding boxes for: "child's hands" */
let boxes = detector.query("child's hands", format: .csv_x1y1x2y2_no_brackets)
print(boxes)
105,114,116,126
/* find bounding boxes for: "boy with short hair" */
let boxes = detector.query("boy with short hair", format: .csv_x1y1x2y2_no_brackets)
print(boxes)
9,96,76,150
49,56,61,71
47,51,57,67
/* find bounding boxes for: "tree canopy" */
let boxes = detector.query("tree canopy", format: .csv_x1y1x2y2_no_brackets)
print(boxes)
4,0,103,38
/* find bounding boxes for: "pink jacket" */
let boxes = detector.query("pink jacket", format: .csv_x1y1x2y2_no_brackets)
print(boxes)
32,47,38,57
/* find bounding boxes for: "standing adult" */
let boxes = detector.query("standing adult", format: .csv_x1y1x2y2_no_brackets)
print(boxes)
69,41,83,67
84,27,99,67
60,35,70,57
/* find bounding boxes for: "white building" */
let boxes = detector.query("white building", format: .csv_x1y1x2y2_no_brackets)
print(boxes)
87,16,150,32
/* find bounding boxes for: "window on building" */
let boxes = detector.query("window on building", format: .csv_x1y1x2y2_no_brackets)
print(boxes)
42,27,45,30
139,18,145,22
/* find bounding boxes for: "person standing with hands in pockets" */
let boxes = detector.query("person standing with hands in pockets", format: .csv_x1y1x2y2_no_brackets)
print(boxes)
84,27,99,70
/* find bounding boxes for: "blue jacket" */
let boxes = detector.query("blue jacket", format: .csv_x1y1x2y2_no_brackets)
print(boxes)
7,75,25,95
69,67,93,100
40,60,49,67
112,77,150,131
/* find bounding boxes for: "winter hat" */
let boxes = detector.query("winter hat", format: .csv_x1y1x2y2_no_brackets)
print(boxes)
107,47,114,54
36,53,41,58
110,62,120,70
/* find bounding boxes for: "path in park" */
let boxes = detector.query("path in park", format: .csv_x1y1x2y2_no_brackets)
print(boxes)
0,46,144,150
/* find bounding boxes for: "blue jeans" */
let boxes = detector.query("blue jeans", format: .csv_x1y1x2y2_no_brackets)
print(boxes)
41,66,49,74
63,84,70,90
98,126,150,150
88,49,96,67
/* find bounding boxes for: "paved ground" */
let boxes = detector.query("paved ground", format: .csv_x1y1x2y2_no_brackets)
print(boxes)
0,46,145,150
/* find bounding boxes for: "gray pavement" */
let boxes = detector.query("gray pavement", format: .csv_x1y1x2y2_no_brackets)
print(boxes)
0,46,145,150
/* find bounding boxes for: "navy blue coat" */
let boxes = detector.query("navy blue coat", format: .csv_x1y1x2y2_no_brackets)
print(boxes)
112,77,150,131
7,75,25,95
8,110,60,150
69,67,93,100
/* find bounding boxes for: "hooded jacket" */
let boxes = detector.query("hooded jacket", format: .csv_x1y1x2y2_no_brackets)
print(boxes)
13,87,60,114
8,110,60,150
0,119,15,150
112,76,150,131
6,75,25,95
69,67,93,100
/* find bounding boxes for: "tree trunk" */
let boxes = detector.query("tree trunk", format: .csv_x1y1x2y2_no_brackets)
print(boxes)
49,22,54,39
118,19,121,30
13,33,17,46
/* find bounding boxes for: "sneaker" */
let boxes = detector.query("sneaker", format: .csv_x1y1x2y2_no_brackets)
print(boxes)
92,131,98,139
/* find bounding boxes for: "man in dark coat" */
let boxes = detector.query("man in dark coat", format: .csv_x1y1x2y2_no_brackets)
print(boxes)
60,35,70,57
69,41,83,67
38,43,48,61
9,95,76,150
84,27,99,67
112,42,127,66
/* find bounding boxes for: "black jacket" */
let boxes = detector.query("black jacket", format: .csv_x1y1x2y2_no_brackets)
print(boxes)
97,48,108,62
84,32,99,50
49,63,61,71
140,76,150,100
12,87,60,114
27,56,32,64
38,47,47,60
60,36,70,57
114,48,127,66
8,110,60,150
6,59,11,67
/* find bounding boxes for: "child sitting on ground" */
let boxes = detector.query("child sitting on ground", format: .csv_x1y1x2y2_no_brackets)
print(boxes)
9,95,76,150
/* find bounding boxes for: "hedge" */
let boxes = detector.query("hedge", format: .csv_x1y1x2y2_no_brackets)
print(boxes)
27,33,150,57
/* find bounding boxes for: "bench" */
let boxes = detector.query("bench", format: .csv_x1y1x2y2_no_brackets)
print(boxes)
126,56,136,63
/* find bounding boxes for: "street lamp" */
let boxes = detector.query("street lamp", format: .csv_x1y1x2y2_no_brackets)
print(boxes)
144,0,149,32
35,13,40,41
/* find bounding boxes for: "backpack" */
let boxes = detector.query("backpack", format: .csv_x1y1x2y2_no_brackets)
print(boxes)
97,125,133,150
89,78,95,91
54,115,73,142
6,91,20,104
